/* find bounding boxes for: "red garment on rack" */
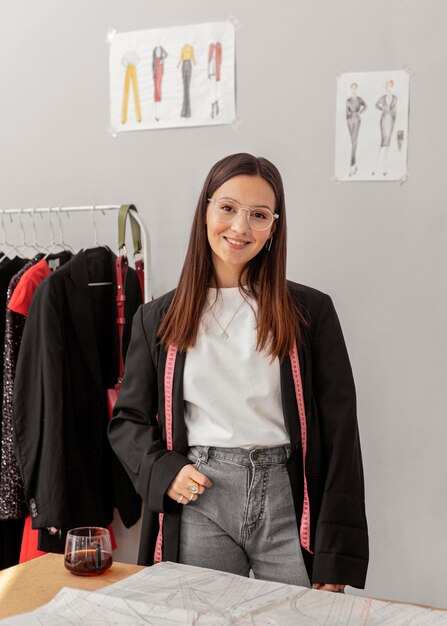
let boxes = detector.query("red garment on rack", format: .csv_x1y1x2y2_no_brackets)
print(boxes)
8,259,51,315
19,516,45,562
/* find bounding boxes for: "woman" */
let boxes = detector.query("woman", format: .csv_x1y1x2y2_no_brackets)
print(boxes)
109,153,369,591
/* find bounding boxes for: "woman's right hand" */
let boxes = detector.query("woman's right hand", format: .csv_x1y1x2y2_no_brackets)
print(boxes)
166,464,213,505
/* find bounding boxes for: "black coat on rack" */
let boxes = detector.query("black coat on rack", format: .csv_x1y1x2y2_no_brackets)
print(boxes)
12,247,142,552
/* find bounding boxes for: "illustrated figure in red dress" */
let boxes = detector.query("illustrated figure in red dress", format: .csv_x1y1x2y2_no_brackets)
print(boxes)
208,42,222,119
152,46,168,122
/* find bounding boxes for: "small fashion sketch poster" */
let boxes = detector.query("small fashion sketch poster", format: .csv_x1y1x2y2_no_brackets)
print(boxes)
109,21,236,132
334,70,410,181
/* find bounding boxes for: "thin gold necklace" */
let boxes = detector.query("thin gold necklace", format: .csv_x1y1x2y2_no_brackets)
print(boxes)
207,298,246,340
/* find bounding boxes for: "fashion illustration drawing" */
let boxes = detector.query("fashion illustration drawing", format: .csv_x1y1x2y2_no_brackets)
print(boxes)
208,42,222,119
177,43,196,118
372,80,397,176
346,82,367,176
152,46,168,122
121,51,142,124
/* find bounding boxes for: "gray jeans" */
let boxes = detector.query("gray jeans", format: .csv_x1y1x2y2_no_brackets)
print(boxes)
178,446,311,587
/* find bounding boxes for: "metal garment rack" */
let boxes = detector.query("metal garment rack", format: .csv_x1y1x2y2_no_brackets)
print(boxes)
0,205,152,302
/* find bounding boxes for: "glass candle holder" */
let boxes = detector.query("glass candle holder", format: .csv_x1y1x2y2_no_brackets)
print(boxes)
64,527,112,576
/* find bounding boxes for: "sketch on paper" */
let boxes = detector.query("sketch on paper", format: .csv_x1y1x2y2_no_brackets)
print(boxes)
152,46,168,122
335,70,410,182
346,82,367,176
9,562,447,625
372,80,398,176
121,52,142,124
109,22,236,132
208,42,222,118
177,43,196,118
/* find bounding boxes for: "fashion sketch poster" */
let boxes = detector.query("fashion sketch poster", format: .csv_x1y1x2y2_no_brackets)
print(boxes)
334,70,410,182
109,21,236,132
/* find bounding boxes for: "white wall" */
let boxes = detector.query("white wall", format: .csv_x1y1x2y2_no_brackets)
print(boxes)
1,0,446,609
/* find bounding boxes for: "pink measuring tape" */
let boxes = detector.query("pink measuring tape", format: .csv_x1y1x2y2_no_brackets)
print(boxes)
153,341,312,562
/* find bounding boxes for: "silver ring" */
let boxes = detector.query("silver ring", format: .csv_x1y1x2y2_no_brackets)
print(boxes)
188,493,194,502
177,494,184,504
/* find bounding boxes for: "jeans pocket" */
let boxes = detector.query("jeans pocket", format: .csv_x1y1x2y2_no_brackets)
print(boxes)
187,447,204,471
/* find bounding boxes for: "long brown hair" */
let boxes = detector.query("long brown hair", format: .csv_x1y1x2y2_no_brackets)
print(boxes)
159,153,308,360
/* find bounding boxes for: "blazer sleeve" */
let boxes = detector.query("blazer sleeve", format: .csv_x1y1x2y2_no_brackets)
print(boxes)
13,282,68,529
310,294,369,588
108,305,189,514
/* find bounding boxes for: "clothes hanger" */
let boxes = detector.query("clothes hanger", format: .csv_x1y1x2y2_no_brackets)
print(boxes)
43,208,66,260
81,206,110,252
54,207,75,254
15,210,40,258
29,208,48,255
0,212,21,263
87,206,113,287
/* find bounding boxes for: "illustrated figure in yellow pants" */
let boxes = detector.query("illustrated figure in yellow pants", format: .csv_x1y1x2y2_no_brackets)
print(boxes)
121,51,142,124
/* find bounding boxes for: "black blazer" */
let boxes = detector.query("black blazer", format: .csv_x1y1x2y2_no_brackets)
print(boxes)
13,247,142,552
109,281,369,587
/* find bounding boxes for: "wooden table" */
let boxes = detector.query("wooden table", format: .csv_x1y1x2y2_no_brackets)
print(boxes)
0,553,144,620
1,554,445,621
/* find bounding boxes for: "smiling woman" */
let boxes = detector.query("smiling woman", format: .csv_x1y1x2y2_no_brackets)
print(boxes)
109,153,368,592
205,176,277,287
157,153,302,359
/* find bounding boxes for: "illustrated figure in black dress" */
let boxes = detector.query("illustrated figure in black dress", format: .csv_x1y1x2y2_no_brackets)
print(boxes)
346,82,367,176
372,80,397,177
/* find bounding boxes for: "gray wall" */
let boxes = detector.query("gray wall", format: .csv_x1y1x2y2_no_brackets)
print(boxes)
1,0,446,609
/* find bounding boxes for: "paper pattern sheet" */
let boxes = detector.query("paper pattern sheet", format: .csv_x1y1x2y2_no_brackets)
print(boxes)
109,21,236,132
3,562,447,625
334,70,410,182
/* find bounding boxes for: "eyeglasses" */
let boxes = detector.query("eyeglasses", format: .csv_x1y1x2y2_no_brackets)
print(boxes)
208,197,279,231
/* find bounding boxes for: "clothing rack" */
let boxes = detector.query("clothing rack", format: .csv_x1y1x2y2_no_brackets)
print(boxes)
0,205,151,302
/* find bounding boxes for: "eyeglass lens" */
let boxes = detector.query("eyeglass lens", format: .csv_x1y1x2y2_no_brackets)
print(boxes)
214,200,273,230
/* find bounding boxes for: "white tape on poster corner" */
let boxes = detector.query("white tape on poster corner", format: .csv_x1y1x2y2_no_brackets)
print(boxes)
106,29,118,45
227,14,242,30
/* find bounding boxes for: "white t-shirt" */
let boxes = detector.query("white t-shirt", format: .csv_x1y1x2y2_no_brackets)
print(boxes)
183,288,290,449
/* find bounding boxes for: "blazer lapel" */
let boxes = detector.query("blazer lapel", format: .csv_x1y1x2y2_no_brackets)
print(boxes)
64,251,105,393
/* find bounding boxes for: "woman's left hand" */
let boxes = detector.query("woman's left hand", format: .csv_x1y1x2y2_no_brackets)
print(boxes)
314,583,345,592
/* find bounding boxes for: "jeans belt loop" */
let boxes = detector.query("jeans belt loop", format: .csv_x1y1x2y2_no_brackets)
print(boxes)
200,446,210,463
